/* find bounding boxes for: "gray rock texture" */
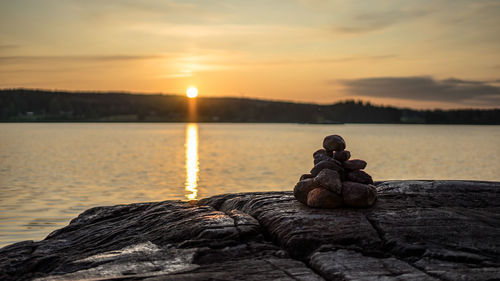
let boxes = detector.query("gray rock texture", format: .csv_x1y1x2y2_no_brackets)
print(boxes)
1,180,500,281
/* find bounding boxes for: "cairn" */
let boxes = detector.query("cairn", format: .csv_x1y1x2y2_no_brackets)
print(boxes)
294,134,377,208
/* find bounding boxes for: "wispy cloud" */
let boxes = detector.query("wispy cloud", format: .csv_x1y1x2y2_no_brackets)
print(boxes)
339,76,500,106
236,54,396,66
0,55,162,64
0,44,19,50
333,9,430,34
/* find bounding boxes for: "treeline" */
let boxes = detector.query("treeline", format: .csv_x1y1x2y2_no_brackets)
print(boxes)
1,89,499,124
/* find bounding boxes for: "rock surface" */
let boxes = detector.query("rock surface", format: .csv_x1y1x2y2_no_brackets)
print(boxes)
1,180,500,281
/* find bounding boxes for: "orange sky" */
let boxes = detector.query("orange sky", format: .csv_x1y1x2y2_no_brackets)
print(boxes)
1,0,499,109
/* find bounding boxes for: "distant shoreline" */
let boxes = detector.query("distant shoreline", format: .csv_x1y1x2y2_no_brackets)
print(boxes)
2,89,499,124
3,121,500,125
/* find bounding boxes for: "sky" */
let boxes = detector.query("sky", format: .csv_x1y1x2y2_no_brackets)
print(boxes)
0,0,499,109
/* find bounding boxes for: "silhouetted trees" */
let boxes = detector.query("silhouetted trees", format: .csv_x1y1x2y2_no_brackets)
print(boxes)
1,89,499,124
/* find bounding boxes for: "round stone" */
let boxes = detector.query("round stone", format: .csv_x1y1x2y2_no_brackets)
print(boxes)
313,149,331,165
306,188,343,209
323,135,346,152
343,159,367,170
293,178,319,205
313,169,342,194
342,182,377,207
346,170,373,184
334,150,351,162
310,159,343,177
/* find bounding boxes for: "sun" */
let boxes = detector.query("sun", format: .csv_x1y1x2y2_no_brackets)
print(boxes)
186,87,198,98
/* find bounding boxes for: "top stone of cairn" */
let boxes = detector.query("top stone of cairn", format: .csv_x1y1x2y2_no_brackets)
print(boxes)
323,135,346,152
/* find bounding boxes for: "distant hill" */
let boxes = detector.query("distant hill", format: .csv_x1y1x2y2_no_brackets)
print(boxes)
1,89,499,124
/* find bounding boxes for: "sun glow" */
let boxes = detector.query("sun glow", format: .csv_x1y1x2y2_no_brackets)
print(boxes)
186,87,198,98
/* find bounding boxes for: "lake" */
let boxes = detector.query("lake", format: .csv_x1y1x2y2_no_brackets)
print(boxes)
1,123,499,247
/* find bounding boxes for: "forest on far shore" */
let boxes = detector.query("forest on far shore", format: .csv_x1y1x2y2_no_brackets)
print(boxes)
1,89,499,124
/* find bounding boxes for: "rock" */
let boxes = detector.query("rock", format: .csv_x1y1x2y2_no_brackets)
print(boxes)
343,159,367,170
312,149,331,165
333,150,351,162
342,181,377,207
293,178,318,204
313,169,342,194
299,174,314,181
2,181,500,281
310,249,435,280
346,170,373,184
310,159,343,177
0,197,322,281
201,180,500,280
323,135,346,152
306,188,343,209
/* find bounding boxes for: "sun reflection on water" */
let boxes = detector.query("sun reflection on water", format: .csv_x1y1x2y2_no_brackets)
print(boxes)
185,123,199,200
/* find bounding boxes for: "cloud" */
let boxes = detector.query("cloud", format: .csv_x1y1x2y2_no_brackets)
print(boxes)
339,76,500,106
333,9,430,34
0,44,19,50
221,54,397,67
0,55,161,64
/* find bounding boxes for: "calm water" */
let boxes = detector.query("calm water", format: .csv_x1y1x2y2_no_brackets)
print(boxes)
1,123,499,247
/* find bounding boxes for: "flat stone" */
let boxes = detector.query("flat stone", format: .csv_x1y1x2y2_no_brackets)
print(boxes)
313,169,342,194
307,188,343,209
310,159,343,177
343,159,367,170
346,170,373,184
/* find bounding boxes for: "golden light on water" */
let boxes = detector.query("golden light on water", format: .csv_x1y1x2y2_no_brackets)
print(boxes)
184,123,199,200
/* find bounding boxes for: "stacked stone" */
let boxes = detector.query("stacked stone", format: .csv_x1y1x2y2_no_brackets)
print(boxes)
294,134,377,209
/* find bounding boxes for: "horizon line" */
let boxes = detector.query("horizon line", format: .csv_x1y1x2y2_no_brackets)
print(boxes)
1,87,499,112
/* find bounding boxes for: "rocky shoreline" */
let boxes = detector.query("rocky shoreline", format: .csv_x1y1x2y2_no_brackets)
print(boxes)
1,180,500,281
